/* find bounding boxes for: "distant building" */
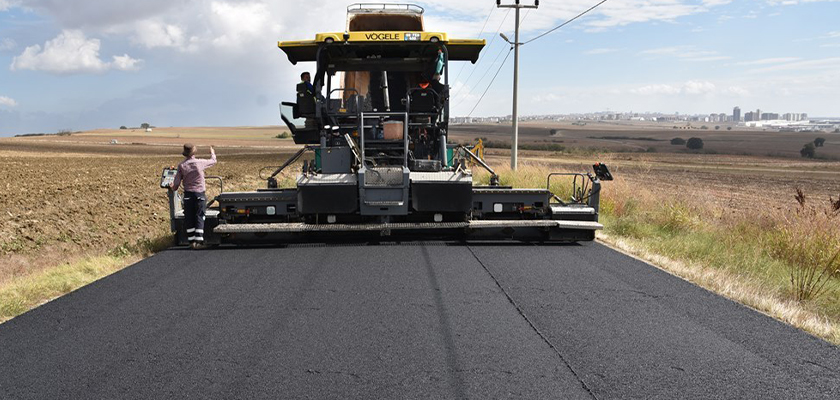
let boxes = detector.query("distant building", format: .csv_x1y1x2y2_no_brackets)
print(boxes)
744,111,755,122
733,106,741,122
719,113,727,122
756,109,761,121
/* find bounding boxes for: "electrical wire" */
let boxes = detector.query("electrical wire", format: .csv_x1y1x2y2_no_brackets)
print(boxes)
467,48,512,117
452,8,511,99
455,6,530,109
451,5,495,84
454,42,510,109
522,0,607,45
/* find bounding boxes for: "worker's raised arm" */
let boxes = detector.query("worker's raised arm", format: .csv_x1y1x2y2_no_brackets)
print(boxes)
201,146,217,169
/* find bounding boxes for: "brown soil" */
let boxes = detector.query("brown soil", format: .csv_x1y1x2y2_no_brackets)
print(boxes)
0,137,300,284
451,122,840,160
2,125,838,284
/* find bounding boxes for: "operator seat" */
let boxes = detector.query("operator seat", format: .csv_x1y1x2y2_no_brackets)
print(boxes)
296,83,317,117
408,88,439,114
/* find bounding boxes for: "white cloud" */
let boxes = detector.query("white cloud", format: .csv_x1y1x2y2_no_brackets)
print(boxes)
585,48,617,55
722,86,750,96
746,57,840,73
132,21,188,49
582,0,733,29
0,38,16,51
0,0,11,11
111,54,142,71
631,81,718,96
685,55,731,62
426,0,732,37
0,96,17,107
735,57,801,66
533,93,561,102
639,46,730,62
683,80,716,94
631,84,682,95
766,0,840,4
210,1,278,47
101,1,282,53
10,30,142,74
16,0,179,28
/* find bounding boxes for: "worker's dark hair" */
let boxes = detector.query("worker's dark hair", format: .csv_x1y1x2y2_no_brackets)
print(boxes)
300,71,310,80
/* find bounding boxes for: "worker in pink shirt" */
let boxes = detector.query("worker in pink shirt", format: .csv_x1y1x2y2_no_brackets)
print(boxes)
169,143,217,249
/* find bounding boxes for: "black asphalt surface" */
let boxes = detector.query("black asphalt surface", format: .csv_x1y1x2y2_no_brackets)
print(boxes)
1,242,839,399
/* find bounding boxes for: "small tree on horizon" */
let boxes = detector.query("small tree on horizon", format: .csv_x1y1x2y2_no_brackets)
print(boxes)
801,142,816,158
119,126,127,129
670,137,686,145
140,122,150,129
715,125,720,130
814,137,826,147
686,137,704,150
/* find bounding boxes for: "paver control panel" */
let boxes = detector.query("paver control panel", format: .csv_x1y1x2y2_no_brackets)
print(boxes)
160,167,178,188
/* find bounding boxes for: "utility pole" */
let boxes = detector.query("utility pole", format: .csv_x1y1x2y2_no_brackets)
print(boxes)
497,0,538,170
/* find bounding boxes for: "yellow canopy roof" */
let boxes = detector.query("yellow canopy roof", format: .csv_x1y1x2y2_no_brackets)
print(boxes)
278,32,485,65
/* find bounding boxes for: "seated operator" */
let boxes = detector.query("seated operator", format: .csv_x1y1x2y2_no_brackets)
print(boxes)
298,71,315,95
296,71,317,117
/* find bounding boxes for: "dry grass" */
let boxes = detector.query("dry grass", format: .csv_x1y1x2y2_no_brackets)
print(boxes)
0,235,171,323
474,157,840,343
594,168,840,343
0,140,301,323
764,203,840,302
600,234,840,344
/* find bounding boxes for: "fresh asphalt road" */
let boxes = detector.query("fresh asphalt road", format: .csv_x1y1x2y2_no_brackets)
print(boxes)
1,242,839,399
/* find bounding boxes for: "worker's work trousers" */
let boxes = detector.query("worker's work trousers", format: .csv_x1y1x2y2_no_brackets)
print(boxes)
183,191,206,242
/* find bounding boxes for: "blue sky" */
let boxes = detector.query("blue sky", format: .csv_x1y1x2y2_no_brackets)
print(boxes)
0,0,839,135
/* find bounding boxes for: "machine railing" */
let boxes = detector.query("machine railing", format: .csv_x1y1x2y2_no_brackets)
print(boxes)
358,111,409,167
347,3,424,14
206,176,224,194
546,172,594,204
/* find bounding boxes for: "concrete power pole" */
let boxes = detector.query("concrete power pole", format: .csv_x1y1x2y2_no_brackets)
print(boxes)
497,0,538,171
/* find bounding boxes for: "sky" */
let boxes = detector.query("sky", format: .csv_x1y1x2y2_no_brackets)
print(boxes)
0,0,839,135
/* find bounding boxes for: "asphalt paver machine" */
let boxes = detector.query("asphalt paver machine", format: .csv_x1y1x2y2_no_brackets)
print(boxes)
162,3,613,245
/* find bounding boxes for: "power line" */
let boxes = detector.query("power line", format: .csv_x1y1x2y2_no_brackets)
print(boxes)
522,0,607,45
455,42,510,109
468,48,513,117
452,5,495,83
452,8,511,99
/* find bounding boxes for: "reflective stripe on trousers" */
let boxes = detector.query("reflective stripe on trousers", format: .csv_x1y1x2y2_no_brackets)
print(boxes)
183,191,206,242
